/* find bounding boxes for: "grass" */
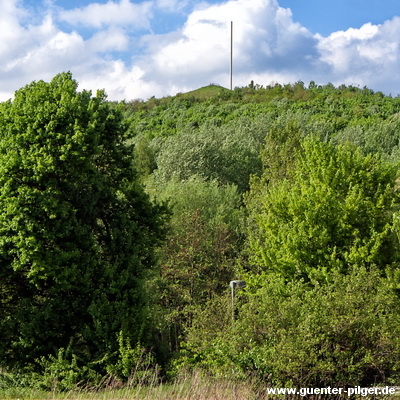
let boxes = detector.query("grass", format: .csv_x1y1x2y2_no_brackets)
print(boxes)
0,371,258,400
2,369,400,400
176,84,230,100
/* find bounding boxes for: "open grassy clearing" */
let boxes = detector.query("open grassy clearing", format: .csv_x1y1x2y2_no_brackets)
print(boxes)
176,84,230,99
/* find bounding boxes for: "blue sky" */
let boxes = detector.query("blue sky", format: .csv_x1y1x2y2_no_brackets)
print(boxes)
279,0,400,35
1,0,400,101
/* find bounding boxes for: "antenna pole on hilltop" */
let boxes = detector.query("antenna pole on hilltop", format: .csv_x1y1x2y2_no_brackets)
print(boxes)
230,21,233,90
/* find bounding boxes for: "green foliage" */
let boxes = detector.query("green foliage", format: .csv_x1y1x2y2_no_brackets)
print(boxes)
0,73,167,377
183,267,400,387
127,82,400,387
132,135,157,179
146,176,244,354
333,113,400,162
125,81,400,143
153,117,269,192
32,348,100,391
0,347,100,392
177,84,230,100
106,332,157,384
239,267,400,387
5,76,400,391
254,116,304,190
247,137,400,280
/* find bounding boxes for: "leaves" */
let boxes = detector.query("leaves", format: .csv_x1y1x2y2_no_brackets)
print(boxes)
247,137,399,280
0,73,166,373
3,77,400,388
184,267,400,387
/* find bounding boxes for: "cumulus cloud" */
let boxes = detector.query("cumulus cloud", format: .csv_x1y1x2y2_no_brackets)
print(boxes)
156,0,190,13
0,1,126,100
87,28,130,53
1,0,400,102
0,0,32,60
59,0,153,30
132,1,400,98
316,17,400,93
130,0,321,96
0,4,81,98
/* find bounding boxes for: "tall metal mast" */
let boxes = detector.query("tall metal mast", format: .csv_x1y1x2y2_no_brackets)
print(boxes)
230,21,233,90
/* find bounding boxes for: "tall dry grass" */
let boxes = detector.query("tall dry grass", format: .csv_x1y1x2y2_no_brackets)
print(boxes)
5,369,400,400
67,371,258,400
1,370,260,400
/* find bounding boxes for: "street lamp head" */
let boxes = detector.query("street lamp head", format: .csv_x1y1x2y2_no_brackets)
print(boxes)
229,280,246,289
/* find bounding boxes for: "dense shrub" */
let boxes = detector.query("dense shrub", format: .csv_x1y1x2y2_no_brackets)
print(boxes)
247,137,400,280
183,266,400,387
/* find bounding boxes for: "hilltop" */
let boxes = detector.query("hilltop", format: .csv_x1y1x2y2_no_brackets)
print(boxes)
123,81,400,140
175,84,231,100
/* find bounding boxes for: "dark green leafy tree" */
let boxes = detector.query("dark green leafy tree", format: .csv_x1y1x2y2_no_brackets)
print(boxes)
0,73,166,376
146,176,244,354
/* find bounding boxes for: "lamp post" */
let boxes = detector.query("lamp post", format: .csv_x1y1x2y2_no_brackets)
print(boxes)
229,280,246,321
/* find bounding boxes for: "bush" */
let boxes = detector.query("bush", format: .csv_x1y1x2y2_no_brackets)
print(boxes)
31,348,100,391
247,138,400,281
182,266,400,388
153,116,268,192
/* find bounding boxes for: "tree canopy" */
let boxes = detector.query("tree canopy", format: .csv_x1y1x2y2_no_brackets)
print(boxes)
0,72,166,374
4,77,400,391
247,137,400,281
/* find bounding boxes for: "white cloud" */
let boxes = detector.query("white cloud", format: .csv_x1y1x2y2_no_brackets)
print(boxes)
59,0,153,30
87,28,130,53
1,0,400,102
0,0,30,59
156,0,190,13
0,2,108,99
317,17,400,92
78,62,162,100
135,0,400,97
317,23,381,73
134,0,319,93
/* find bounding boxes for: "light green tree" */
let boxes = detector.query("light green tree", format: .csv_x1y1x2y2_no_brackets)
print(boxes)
247,137,400,280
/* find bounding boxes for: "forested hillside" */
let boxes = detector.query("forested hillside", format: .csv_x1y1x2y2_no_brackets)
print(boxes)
2,76,400,393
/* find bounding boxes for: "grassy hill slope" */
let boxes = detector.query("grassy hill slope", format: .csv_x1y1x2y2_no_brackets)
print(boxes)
176,84,230,100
